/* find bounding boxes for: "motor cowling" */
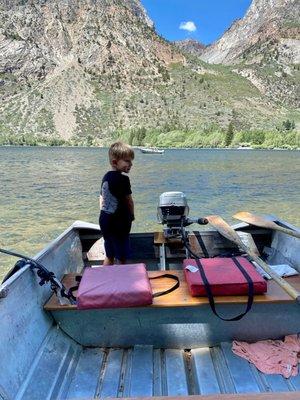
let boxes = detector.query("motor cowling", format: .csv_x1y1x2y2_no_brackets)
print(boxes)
157,192,189,227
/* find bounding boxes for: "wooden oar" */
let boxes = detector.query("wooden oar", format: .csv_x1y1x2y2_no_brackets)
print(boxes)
206,215,300,303
233,211,300,239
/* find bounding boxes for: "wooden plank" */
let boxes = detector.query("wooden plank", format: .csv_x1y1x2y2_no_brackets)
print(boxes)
154,232,184,247
154,232,166,244
154,231,243,259
188,234,206,258
86,238,105,261
44,271,300,311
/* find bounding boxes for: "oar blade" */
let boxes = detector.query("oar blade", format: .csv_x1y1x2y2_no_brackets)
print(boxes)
233,211,275,229
233,212,300,239
206,215,243,248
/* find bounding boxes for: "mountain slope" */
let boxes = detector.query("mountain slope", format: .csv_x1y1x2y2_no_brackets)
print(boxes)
0,0,186,140
0,0,298,144
200,0,300,108
174,39,206,57
201,0,299,64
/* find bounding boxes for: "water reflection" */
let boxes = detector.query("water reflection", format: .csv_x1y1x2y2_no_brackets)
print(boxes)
0,146,299,278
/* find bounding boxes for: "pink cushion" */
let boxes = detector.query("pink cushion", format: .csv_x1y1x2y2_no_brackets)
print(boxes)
77,263,153,310
183,257,267,296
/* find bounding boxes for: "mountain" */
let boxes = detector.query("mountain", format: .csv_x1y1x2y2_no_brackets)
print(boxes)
200,0,300,107
0,0,299,145
174,39,206,57
201,0,299,64
0,0,185,141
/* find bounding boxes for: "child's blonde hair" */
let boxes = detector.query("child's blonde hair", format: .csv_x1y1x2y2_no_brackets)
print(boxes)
108,141,135,164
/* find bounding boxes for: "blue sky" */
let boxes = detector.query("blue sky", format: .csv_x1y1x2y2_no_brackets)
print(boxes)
140,0,252,45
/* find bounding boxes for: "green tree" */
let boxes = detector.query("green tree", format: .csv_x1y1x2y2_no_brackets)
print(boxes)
128,130,134,145
137,127,147,145
225,122,234,146
282,119,295,131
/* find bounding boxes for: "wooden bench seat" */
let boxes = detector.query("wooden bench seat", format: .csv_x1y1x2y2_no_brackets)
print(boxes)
44,270,300,311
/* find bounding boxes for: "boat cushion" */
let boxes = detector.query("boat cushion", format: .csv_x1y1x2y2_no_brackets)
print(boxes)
183,257,267,296
76,264,179,310
77,264,153,309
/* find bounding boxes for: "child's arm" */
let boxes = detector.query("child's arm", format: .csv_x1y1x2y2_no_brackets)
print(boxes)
99,195,103,210
125,195,135,221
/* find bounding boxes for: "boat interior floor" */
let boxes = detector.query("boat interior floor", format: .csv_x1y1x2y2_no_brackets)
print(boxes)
18,325,300,400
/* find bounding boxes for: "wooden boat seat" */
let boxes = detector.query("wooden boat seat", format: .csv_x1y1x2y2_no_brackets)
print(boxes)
44,270,300,311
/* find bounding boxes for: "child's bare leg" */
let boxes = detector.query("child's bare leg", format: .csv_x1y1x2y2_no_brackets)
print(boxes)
103,256,114,266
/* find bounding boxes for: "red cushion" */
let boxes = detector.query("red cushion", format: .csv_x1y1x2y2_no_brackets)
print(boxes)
77,264,153,310
183,257,267,297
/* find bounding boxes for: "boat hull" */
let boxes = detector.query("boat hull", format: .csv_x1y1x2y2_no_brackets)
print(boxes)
140,148,164,154
1,219,300,399
51,301,300,348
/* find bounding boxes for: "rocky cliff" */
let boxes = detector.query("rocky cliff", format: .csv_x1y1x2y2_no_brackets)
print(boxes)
200,0,299,107
0,0,298,143
0,0,187,140
201,0,299,64
174,39,206,57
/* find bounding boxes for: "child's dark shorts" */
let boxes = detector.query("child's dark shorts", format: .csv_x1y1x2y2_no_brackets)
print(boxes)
99,211,131,260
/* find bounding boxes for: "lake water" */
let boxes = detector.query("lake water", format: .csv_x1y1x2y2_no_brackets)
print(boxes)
0,146,299,280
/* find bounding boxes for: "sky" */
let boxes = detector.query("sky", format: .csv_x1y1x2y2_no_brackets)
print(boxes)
140,0,252,45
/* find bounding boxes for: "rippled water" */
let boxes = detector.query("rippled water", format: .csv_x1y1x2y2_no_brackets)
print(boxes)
0,146,299,279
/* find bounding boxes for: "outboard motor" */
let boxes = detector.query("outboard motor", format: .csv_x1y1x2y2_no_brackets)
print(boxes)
157,191,208,238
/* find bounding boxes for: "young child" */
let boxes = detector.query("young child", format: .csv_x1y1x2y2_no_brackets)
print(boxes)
99,141,135,265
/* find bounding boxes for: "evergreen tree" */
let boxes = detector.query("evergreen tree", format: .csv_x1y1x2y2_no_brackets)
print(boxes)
225,122,234,146
282,119,295,131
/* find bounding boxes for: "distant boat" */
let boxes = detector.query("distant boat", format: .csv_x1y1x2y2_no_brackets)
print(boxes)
140,147,164,154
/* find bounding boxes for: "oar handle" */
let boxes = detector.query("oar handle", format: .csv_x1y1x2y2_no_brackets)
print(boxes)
277,226,300,240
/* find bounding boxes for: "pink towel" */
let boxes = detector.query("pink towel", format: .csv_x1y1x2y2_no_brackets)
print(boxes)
232,335,300,378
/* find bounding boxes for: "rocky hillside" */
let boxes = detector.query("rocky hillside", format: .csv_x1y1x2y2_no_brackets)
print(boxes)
0,0,298,144
174,39,206,57
0,0,186,141
200,0,300,107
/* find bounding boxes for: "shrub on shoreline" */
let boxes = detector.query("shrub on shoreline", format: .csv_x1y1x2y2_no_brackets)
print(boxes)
0,127,299,149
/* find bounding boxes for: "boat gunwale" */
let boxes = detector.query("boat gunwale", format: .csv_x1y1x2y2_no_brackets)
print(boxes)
0,220,96,289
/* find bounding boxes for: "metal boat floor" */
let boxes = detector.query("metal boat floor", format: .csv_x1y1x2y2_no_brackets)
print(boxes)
17,328,300,399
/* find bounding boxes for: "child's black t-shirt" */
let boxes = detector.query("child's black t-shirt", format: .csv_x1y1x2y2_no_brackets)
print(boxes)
100,171,132,220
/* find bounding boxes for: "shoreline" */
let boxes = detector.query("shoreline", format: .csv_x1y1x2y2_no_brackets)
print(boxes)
1,144,299,151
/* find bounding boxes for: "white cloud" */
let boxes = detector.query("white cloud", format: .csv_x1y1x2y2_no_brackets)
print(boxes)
179,21,197,32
